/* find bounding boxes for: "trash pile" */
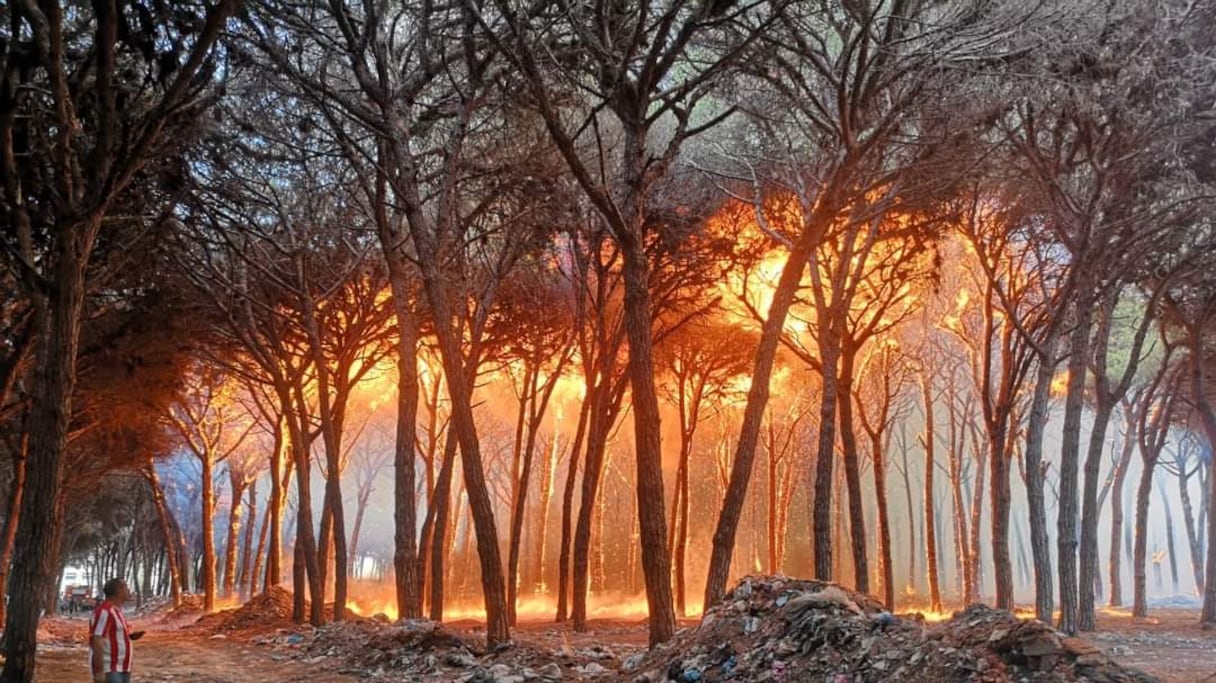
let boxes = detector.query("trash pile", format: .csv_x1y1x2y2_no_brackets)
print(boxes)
629,576,1160,683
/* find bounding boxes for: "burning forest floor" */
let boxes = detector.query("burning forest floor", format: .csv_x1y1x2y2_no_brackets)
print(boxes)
27,578,1216,682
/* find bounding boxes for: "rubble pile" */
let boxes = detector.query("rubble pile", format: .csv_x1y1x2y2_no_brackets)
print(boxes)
163,594,203,620
632,576,1161,683
205,586,296,633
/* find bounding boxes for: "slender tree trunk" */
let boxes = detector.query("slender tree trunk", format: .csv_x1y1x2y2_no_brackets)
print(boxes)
1157,482,1180,592
704,230,814,609
573,387,612,630
1079,398,1116,631
1108,408,1135,607
899,433,917,594
239,479,258,598
767,423,780,575
1191,335,1216,623
921,372,942,611
252,487,270,596
376,155,423,621
223,478,247,598
266,426,285,590
1177,466,1204,595
616,227,675,646
969,440,987,602
535,433,559,593
200,455,217,612
1025,341,1057,622
813,342,842,581
1133,458,1156,617
556,385,591,622
837,350,868,593
144,459,181,608
507,384,543,625
1057,304,1093,634
426,431,458,621
872,432,894,609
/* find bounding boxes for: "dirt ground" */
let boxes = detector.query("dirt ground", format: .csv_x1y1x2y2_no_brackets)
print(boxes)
1088,607,1216,682
26,605,1216,682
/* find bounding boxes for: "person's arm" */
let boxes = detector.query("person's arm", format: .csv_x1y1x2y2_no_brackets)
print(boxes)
89,635,107,682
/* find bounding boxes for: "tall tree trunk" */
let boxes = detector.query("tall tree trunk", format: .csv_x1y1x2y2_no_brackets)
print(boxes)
921,372,942,611
200,454,217,612
899,432,918,594
239,479,258,598
1158,482,1180,592
1191,335,1216,623
252,486,271,596
223,478,247,598
969,437,988,602
376,153,423,621
617,228,675,646
144,459,181,608
349,487,373,577
427,431,459,621
836,349,868,593
872,432,894,609
1177,465,1204,596
534,432,559,593
573,386,612,630
0,439,26,624
507,375,543,625
1057,304,1093,634
1108,406,1135,607
1133,457,1156,617
813,342,842,581
266,425,286,590
0,224,92,683
1025,340,1057,622
1078,398,1117,630
556,384,592,622
704,230,814,609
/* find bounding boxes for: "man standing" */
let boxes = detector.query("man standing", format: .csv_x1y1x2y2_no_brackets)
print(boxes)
89,578,144,683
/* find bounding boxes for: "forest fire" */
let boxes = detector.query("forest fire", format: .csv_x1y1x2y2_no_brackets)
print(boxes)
1,1,1213,682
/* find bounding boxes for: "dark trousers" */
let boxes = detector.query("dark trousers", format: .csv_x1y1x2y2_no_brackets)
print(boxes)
105,673,131,683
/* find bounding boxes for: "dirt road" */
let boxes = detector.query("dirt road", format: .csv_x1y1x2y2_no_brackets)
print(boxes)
35,631,359,683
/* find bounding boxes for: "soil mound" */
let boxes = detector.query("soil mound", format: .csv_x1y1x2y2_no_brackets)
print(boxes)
205,586,296,633
631,575,1160,683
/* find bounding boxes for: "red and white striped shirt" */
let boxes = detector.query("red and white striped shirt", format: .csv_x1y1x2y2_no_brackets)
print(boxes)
90,600,132,673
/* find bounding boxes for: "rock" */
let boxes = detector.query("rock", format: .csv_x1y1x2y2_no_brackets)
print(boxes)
537,662,563,680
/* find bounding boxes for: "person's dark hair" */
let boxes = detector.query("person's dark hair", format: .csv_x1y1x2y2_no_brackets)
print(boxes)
103,578,126,598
